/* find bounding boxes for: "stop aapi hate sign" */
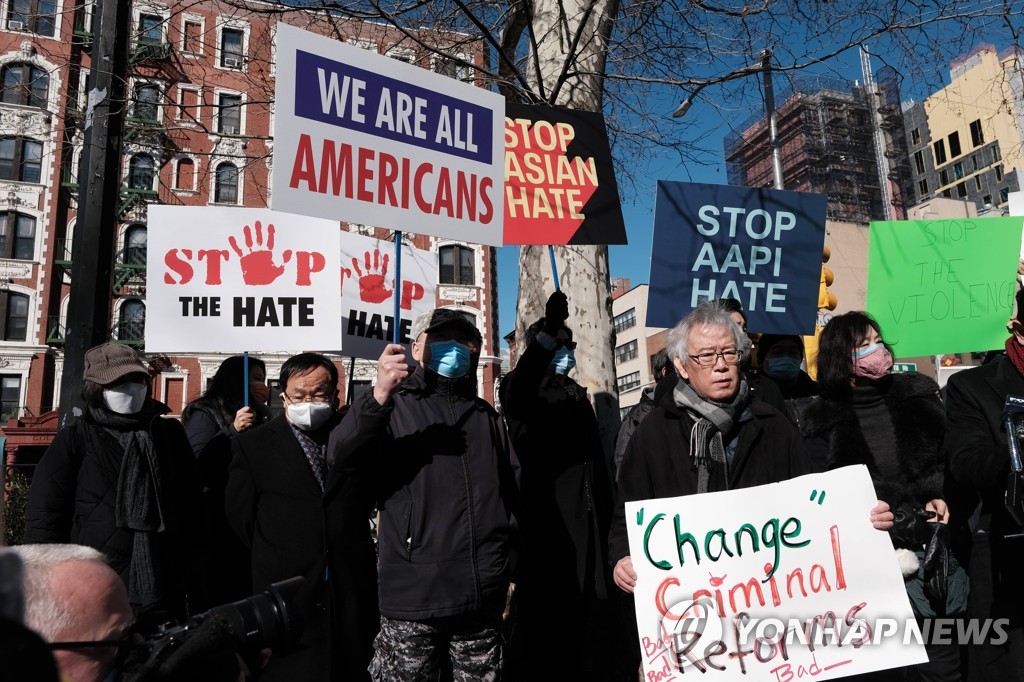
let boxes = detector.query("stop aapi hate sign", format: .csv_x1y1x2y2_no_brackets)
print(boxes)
626,466,926,681
146,206,342,353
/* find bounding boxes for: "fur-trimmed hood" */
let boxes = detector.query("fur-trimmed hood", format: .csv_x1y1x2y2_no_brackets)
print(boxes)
800,372,945,506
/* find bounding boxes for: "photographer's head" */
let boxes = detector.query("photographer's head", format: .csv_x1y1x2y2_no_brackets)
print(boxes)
14,544,134,682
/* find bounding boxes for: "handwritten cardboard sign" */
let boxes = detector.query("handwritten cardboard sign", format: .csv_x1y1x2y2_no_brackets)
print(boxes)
647,182,827,334
339,231,437,359
503,102,626,245
272,23,505,246
146,206,342,352
865,217,1022,357
625,466,926,681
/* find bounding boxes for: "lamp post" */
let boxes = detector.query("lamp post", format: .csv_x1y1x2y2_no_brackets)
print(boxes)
761,49,784,190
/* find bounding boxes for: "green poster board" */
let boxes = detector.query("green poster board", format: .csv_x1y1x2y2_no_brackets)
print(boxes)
866,217,1023,357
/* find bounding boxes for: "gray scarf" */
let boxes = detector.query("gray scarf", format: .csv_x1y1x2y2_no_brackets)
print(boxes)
673,378,750,493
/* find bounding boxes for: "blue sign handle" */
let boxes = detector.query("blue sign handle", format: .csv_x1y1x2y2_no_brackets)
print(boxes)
243,351,249,407
548,245,560,292
393,232,403,344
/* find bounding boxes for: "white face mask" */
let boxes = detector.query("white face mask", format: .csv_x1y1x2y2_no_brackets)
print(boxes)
286,401,334,431
102,382,148,414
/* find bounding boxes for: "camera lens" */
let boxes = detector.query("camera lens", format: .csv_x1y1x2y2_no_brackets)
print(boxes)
206,576,305,652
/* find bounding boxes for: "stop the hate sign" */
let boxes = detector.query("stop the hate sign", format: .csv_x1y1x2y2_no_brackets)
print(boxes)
648,182,826,334
272,23,505,246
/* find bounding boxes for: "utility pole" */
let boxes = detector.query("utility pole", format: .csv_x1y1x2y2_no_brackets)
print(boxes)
58,0,131,426
761,48,784,190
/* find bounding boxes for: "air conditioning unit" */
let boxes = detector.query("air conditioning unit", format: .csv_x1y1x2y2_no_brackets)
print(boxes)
222,125,238,135
7,20,25,30
223,55,241,68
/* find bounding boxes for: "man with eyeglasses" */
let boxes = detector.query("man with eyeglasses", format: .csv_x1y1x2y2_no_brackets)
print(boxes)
226,353,379,682
609,302,812,595
498,291,619,679
331,308,519,682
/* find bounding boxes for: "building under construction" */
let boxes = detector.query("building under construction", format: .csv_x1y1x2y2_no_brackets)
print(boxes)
725,70,911,224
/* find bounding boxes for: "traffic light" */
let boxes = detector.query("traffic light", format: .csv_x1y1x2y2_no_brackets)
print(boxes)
818,246,837,311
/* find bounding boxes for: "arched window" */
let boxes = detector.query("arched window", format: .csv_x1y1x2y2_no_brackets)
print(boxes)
133,83,160,121
2,291,29,341
174,158,194,190
0,137,43,183
439,244,475,285
118,300,146,343
124,224,146,265
1,63,48,108
214,162,238,203
0,212,35,260
128,154,155,190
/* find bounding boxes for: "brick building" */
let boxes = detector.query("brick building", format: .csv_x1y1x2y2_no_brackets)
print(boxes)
0,1,500,468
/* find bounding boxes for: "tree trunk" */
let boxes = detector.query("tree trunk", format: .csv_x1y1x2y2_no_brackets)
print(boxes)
515,0,621,458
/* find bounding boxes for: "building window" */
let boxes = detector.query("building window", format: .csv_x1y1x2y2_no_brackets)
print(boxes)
214,162,239,203
942,188,952,198
174,158,194,190
913,150,925,175
433,54,471,81
138,13,163,43
995,165,1003,182
182,20,202,54
956,182,967,198
0,137,42,183
132,83,160,122
0,374,19,422
439,244,474,285
918,179,928,197
0,211,35,260
974,175,982,191
992,145,1001,163
910,128,921,146
933,139,946,165
983,194,992,206
617,371,641,393
8,0,56,36
1000,188,1009,204
948,131,961,158
118,299,145,342
128,154,155,190
971,155,979,171
953,162,964,180
619,405,631,421
177,87,199,123
615,339,638,365
124,224,146,265
2,291,28,340
613,308,636,333
970,119,984,147
1,62,48,108
217,93,241,134
220,27,244,68
939,169,949,186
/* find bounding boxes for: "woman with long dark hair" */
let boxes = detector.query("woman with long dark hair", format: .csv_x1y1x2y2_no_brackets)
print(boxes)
802,311,963,681
183,354,270,608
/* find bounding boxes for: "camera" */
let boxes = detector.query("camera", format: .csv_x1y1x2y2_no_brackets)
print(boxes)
122,576,305,681
1002,395,1024,528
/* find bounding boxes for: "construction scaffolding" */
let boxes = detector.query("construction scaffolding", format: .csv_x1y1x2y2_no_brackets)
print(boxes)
725,74,910,225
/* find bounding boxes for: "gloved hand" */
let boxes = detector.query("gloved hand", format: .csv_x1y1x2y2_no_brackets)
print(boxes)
544,291,569,335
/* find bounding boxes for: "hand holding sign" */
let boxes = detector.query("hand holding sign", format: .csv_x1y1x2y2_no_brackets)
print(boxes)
353,249,392,304
373,343,410,406
229,221,293,285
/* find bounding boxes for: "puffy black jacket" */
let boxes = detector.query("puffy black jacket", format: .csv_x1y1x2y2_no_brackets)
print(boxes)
24,401,201,617
335,368,519,621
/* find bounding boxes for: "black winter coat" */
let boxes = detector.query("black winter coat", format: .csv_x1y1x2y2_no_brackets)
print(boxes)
800,372,945,507
610,394,809,565
335,368,519,621
225,412,379,682
24,401,200,619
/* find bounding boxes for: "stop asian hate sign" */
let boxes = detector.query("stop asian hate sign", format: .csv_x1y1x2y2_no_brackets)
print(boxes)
647,182,827,334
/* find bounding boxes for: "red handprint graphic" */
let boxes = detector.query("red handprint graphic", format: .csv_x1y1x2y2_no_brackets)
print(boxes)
352,249,393,303
228,221,292,285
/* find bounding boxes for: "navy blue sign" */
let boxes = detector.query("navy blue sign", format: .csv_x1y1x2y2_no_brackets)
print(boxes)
294,50,492,165
647,181,827,334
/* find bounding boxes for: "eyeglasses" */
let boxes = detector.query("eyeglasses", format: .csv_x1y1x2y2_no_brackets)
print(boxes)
285,393,333,404
687,350,741,367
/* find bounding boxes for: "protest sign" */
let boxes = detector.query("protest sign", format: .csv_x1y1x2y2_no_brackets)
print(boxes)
340,231,437,359
146,206,342,352
866,217,1022,357
503,102,626,245
647,182,826,333
272,23,505,246
626,466,927,681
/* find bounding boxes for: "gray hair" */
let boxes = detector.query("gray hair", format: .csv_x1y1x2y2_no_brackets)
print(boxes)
6,544,107,641
666,302,750,364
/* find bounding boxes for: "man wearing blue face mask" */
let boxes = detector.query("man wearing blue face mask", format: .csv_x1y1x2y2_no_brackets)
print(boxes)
25,343,201,627
331,308,520,682
498,291,620,680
